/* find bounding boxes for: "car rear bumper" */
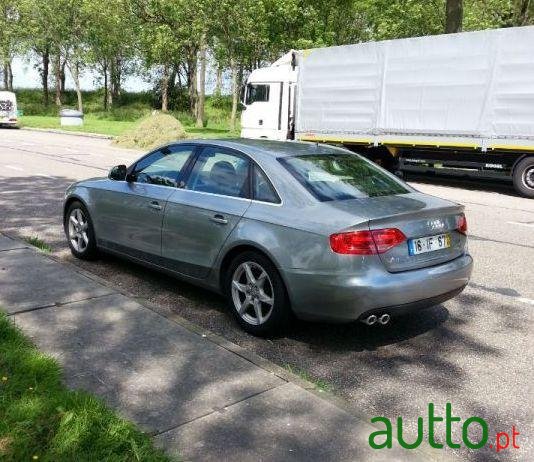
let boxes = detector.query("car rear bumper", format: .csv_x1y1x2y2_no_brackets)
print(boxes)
282,253,473,322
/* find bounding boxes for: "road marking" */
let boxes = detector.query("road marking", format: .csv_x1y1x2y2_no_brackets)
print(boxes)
5,165,23,171
507,221,534,228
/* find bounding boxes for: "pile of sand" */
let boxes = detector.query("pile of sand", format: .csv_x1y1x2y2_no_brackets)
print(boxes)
113,112,188,149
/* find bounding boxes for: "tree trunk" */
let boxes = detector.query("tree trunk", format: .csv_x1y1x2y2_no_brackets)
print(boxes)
54,54,62,107
196,36,206,128
111,56,121,102
74,63,83,112
103,61,108,110
60,60,66,93
7,62,13,91
214,65,223,96
230,59,239,131
186,54,198,116
3,62,8,90
66,60,83,112
161,64,170,112
518,0,531,25
3,61,13,91
42,48,50,105
445,0,463,33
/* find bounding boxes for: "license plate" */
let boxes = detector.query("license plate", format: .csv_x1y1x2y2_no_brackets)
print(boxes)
408,233,451,255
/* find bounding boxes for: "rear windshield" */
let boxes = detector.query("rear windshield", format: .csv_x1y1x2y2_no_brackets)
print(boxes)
280,154,409,201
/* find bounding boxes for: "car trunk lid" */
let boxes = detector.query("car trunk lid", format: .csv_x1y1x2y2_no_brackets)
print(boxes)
330,193,467,272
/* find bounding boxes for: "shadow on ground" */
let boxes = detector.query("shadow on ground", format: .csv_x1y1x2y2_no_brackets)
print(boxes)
407,172,517,197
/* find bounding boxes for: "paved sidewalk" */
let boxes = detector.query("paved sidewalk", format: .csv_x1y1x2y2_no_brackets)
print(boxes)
0,233,439,461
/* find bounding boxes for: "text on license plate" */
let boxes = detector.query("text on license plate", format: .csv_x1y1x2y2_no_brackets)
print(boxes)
408,233,451,255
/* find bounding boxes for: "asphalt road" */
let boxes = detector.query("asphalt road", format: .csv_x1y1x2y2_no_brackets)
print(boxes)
1,129,533,461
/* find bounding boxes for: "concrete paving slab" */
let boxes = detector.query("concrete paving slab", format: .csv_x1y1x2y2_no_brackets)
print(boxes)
0,248,115,313
13,293,284,433
0,234,27,251
155,382,429,462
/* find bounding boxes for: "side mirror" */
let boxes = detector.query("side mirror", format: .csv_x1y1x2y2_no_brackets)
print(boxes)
238,102,246,111
109,164,127,181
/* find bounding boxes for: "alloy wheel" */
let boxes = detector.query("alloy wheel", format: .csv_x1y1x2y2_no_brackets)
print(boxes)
68,208,89,253
231,261,274,325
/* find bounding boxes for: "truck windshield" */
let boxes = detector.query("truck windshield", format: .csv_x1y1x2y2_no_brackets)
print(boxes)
280,154,410,201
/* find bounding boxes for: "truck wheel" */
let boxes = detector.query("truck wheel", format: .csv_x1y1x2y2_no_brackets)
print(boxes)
513,157,534,198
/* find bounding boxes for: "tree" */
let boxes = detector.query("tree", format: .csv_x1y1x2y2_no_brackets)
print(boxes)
85,0,136,109
0,0,24,91
446,0,464,33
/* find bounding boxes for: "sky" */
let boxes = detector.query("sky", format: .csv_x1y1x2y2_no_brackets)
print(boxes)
12,56,152,92
11,56,231,94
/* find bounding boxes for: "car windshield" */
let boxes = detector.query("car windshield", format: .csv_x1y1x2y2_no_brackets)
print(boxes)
280,153,410,201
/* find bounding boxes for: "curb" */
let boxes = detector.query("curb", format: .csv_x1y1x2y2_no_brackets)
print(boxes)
1,230,450,461
20,126,113,140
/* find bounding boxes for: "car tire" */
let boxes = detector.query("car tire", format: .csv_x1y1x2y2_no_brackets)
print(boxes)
225,251,291,336
64,201,98,260
513,157,534,198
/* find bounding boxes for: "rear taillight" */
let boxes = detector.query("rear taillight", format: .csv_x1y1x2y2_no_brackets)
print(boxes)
457,214,468,234
330,228,406,255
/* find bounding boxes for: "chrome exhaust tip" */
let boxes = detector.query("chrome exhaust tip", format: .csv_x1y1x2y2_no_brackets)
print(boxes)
362,314,377,326
378,313,391,325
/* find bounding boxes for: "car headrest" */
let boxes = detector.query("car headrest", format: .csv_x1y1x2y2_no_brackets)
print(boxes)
210,160,237,185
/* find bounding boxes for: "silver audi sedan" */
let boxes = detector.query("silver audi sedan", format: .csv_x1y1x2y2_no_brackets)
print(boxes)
63,139,472,335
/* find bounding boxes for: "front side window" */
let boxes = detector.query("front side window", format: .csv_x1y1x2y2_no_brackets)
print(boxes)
187,147,250,198
133,145,194,187
280,154,410,201
245,84,270,104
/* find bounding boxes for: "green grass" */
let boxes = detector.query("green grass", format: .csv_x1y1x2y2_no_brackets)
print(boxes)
283,364,332,393
23,236,52,253
20,115,240,140
0,313,171,461
20,115,137,137
17,89,240,140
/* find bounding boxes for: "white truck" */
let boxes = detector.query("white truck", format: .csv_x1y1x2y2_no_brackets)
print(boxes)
240,26,534,198
0,91,18,127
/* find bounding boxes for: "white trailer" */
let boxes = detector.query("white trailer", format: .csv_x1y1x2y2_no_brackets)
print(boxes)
240,26,534,198
0,91,18,127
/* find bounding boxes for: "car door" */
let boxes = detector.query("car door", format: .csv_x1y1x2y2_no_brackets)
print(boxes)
161,146,252,278
94,144,196,260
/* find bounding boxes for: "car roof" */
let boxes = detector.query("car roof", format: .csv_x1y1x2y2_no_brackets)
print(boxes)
175,138,347,159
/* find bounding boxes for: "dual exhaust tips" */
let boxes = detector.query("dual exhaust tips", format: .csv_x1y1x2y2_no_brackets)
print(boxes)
362,313,390,326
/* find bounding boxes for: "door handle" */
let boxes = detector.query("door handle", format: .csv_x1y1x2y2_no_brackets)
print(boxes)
210,214,228,225
148,200,162,211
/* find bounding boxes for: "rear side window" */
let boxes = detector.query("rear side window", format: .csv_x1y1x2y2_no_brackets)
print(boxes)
280,154,409,201
252,166,280,204
245,84,270,104
187,147,250,198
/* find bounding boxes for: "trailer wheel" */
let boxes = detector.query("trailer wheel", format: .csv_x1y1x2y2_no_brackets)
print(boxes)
513,157,534,198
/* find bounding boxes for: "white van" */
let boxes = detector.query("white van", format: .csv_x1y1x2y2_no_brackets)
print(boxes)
0,91,18,127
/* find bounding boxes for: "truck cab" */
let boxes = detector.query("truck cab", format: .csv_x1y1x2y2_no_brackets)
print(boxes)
0,91,18,127
240,52,296,141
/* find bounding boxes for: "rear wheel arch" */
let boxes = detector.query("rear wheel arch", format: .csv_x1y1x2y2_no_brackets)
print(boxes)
219,244,285,291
